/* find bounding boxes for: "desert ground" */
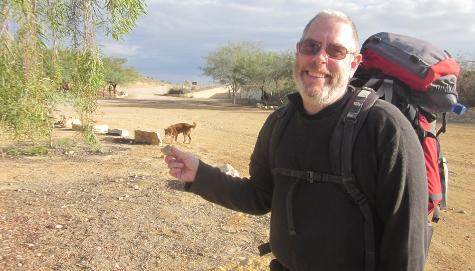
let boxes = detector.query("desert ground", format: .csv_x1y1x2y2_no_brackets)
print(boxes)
0,83,474,271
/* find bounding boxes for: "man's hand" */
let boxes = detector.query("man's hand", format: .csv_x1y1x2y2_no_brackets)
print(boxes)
164,146,199,182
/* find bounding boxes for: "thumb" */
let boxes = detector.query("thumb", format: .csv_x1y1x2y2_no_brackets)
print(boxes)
170,146,186,159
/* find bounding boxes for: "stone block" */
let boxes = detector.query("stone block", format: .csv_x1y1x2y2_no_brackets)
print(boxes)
134,130,162,145
93,124,109,134
108,128,130,137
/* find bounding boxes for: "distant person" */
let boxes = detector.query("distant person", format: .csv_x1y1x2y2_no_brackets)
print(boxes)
165,10,428,271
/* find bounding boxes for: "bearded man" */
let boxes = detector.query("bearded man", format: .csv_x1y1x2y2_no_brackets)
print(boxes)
165,10,428,271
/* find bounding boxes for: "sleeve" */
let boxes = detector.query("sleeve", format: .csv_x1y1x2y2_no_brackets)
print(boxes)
184,112,277,215
371,107,429,271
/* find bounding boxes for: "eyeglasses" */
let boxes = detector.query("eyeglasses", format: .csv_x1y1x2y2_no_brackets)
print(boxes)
297,39,356,60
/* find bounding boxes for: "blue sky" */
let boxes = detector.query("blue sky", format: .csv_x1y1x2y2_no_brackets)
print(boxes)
98,0,475,84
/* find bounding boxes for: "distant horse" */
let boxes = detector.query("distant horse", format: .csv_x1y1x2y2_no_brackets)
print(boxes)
103,81,117,97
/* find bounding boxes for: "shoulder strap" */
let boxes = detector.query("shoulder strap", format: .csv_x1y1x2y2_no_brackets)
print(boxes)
330,87,380,175
331,87,379,271
268,103,296,168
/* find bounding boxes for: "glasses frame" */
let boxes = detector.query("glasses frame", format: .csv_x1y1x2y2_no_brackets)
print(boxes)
297,39,357,60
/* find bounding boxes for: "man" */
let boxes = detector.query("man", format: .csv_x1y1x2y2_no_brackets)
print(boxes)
165,10,428,271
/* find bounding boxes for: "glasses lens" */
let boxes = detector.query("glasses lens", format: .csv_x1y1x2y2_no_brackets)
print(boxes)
299,40,322,55
326,44,348,60
298,39,351,60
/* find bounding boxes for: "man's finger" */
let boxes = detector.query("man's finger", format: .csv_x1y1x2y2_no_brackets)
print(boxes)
164,155,177,163
169,168,182,179
170,146,186,159
168,161,184,169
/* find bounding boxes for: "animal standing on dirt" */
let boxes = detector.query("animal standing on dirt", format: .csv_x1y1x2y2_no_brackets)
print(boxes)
103,81,118,97
164,122,196,144
165,10,429,271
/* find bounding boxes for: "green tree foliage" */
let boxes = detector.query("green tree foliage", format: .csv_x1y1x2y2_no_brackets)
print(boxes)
103,57,140,84
202,42,295,105
201,42,260,104
0,0,146,149
458,68,475,107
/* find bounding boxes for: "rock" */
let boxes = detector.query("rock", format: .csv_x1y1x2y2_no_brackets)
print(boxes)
134,130,163,145
108,128,129,137
72,123,82,131
161,145,172,156
117,90,128,97
218,163,240,177
93,124,109,134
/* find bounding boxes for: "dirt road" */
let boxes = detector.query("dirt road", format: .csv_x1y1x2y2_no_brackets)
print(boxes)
0,85,473,270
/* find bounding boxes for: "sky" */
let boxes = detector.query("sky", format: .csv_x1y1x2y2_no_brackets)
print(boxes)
98,0,475,84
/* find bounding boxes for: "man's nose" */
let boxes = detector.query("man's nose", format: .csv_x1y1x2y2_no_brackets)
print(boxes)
310,47,328,63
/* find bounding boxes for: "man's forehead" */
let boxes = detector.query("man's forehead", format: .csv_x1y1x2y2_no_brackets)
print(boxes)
304,17,354,43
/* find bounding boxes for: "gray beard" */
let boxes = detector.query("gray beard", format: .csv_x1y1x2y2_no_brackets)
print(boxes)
295,75,349,107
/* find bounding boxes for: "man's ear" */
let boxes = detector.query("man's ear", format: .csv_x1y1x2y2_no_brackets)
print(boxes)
349,53,362,77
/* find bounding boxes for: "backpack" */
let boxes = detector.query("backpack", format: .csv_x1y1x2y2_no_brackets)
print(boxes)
352,32,464,222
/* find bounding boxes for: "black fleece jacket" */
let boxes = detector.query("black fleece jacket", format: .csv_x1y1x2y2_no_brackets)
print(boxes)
185,89,428,271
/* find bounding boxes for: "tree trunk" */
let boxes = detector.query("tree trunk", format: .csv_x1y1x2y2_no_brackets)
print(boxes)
83,0,95,49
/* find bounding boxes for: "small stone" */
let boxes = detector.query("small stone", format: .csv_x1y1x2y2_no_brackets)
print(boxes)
55,224,63,229
27,243,34,248
18,263,23,267
96,246,102,251
118,196,124,201
160,145,172,156
134,185,139,190
457,209,467,214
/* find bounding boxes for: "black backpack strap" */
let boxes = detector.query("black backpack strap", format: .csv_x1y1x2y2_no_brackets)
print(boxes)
269,104,296,169
330,87,379,271
331,87,379,175
258,103,296,253
272,168,351,236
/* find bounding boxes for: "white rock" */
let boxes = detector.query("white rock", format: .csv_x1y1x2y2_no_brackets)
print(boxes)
93,124,109,134
218,164,240,177
108,128,129,137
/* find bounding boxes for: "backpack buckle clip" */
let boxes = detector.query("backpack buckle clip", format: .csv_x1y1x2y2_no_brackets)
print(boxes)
305,171,315,183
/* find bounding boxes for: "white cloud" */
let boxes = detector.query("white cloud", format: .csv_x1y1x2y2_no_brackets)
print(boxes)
99,42,141,58
105,0,475,83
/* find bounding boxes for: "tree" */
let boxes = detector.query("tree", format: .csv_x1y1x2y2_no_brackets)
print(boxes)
202,43,296,105
201,42,261,104
458,68,475,107
103,57,140,85
0,0,146,148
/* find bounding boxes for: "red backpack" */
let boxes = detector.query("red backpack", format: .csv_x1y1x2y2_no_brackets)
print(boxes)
352,32,465,222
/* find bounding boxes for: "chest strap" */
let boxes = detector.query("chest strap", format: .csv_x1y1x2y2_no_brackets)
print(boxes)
272,167,375,271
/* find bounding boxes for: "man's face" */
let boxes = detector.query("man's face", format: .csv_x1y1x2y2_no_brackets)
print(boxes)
293,17,361,109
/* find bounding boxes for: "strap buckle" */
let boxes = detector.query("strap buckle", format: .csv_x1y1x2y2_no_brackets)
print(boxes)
305,171,315,183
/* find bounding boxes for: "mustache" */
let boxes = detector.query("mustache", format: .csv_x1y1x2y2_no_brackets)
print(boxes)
304,63,333,76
